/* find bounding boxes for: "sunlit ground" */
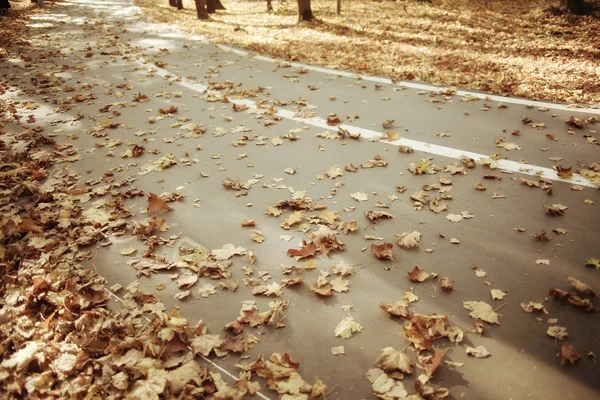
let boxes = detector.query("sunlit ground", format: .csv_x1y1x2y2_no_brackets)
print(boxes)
134,0,600,104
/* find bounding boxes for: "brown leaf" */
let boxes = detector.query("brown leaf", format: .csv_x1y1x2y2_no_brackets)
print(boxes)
365,210,394,223
376,347,413,374
568,277,597,298
544,204,567,216
147,193,171,214
561,343,581,365
371,242,393,260
287,241,319,260
379,301,412,319
440,277,454,292
395,231,422,249
554,165,573,179
310,276,333,297
408,266,430,282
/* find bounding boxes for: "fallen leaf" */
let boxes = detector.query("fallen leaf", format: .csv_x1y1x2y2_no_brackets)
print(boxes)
568,277,597,298
520,301,548,314
408,266,430,283
334,316,363,339
466,345,491,358
331,346,345,356
446,213,463,222
561,343,581,366
545,204,567,216
287,241,319,260
332,260,355,276
350,192,369,202
119,246,137,256
379,301,411,318
212,244,247,260
440,277,454,292
147,193,171,214
585,258,600,270
463,301,500,324
536,259,550,265
198,284,217,298
490,289,506,300
394,231,422,249
250,230,265,243
365,210,394,223
376,347,413,374
310,276,333,297
547,326,568,340
371,242,393,260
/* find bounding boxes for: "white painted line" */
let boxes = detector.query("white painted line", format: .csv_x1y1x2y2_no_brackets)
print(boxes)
104,287,273,400
219,45,600,114
141,59,596,188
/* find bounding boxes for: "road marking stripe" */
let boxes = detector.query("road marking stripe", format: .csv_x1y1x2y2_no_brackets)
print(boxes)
216,45,600,115
142,59,595,188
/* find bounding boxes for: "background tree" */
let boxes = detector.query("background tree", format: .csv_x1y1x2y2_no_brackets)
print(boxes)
562,0,586,13
168,0,183,10
297,0,313,22
195,0,208,19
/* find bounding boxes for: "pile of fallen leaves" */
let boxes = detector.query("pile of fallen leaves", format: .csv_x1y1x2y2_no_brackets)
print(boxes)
135,0,600,104
0,120,323,398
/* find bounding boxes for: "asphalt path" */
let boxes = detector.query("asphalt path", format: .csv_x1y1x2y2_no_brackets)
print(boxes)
2,0,599,399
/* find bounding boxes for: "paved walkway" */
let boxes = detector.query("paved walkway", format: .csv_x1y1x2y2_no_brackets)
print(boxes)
2,0,599,398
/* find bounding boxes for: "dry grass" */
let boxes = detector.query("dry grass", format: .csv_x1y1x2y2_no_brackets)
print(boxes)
114,1,600,103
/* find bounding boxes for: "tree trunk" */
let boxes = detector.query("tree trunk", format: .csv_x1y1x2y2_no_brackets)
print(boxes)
177,0,183,10
336,0,341,16
562,0,586,13
207,0,216,13
267,0,273,12
297,0,313,22
216,0,226,10
195,0,209,19
169,0,177,7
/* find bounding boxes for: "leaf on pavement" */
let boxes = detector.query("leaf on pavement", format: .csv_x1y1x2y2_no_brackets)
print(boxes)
310,276,333,297
585,258,599,270
351,191,369,202
376,347,413,375
334,316,363,339
365,210,394,223
463,301,500,324
568,276,597,298
490,289,506,300
198,284,217,298
520,301,548,314
287,241,319,260
147,193,171,214
561,343,581,366
212,244,247,260
466,345,491,359
332,260,355,276
547,326,568,340
379,301,411,319
394,231,422,249
408,266,430,283
544,204,567,216
371,242,393,260
440,277,454,292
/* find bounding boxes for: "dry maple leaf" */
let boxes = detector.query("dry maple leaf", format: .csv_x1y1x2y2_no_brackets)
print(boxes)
379,301,411,319
561,343,581,366
147,193,171,214
365,210,394,223
382,119,395,129
332,260,355,276
371,242,393,260
158,105,178,115
408,266,430,283
547,326,568,340
395,231,422,249
376,347,413,374
586,258,600,270
554,165,573,179
350,191,369,202
544,204,567,216
331,277,349,293
310,276,333,297
440,277,454,292
365,368,408,398
568,277,597,298
339,220,359,234
463,301,499,324
466,345,491,359
334,316,363,339
403,314,463,352
520,301,548,314
287,241,319,260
